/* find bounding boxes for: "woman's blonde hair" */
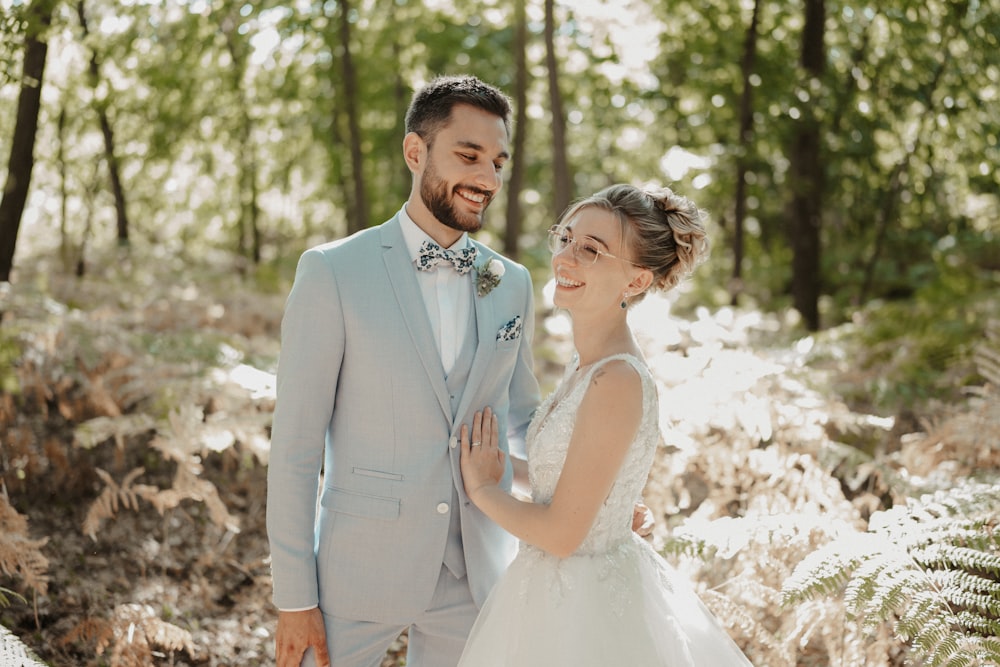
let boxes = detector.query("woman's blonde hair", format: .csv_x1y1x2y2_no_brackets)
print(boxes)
558,183,709,303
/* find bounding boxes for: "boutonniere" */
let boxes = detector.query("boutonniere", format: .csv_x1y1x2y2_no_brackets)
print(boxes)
475,258,505,297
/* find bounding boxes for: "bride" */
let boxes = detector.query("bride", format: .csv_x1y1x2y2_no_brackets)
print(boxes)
458,183,754,665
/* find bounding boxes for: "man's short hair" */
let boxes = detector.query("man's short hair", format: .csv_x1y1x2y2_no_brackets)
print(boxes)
404,75,512,146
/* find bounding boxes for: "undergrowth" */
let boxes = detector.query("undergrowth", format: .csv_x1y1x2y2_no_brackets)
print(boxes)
0,250,997,666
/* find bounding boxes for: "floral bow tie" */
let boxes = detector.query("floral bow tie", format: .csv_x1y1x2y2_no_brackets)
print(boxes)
416,240,478,275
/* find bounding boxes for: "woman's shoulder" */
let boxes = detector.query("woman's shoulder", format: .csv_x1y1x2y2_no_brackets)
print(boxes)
581,354,656,413
582,356,646,399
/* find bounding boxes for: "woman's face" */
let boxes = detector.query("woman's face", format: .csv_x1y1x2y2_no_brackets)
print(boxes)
550,207,641,314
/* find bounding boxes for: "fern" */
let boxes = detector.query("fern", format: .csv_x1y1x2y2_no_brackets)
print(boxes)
660,532,717,561
0,494,49,598
61,603,195,667
0,584,26,607
783,481,1000,665
79,401,247,541
973,321,1000,386
82,463,240,540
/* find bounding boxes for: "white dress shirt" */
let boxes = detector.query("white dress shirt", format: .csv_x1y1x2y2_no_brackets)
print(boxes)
399,206,474,375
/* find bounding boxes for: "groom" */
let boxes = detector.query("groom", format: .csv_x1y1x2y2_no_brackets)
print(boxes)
266,75,541,667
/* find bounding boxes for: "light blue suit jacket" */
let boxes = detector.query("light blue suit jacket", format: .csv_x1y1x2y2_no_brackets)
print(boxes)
266,214,540,624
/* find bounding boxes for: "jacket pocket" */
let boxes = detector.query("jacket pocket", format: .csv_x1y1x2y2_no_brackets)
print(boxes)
323,486,400,520
352,466,404,481
496,338,519,351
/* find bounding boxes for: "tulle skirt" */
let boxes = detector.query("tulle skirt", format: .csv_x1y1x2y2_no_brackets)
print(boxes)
458,535,753,666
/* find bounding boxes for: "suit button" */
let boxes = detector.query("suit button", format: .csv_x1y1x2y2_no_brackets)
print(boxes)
436,502,449,514
449,436,457,449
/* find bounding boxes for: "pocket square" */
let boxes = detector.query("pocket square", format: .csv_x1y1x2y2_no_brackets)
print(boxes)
496,316,523,342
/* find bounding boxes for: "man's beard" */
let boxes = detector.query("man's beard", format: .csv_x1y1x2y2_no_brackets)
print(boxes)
420,160,491,233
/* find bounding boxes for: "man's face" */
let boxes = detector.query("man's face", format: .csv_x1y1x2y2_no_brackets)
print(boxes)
418,104,509,233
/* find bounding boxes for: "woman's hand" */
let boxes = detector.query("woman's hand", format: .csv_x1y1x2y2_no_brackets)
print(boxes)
460,407,505,502
632,502,655,538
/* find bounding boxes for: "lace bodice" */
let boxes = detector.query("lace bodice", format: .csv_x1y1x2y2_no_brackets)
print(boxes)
525,353,659,555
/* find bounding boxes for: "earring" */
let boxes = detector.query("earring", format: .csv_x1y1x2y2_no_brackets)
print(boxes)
620,291,629,309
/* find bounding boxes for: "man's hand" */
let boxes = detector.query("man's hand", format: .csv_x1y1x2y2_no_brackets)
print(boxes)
632,502,655,538
276,608,330,667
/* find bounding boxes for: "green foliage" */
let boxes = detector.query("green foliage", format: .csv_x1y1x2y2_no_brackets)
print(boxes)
0,327,22,395
0,3,28,86
2,0,996,331
0,585,26,608
808,258,1000,413
783,482,1000,666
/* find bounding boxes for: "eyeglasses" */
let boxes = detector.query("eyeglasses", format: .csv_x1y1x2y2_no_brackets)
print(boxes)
546,226,644,267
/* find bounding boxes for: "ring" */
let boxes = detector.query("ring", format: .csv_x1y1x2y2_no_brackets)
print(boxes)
471,441,481,447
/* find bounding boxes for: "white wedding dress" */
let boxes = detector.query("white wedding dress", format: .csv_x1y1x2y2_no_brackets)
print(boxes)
459,353,754,666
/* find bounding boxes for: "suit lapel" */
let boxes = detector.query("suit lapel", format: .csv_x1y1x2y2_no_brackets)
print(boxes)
454,243,496,424
380,218,452,420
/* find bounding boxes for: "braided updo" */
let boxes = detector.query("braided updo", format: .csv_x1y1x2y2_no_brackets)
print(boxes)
558,183,710,303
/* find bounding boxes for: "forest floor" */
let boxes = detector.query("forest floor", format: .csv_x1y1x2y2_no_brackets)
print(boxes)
1,250,992,666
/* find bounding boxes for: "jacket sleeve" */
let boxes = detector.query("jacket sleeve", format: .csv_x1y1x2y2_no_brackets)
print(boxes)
266,247,346,610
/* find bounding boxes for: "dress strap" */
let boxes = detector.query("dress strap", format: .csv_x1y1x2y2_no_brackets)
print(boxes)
578,353,648,382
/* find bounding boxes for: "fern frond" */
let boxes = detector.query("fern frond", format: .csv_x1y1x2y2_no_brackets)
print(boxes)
953,609,1000,638
914,619,962,667
59,616,114,654
939,654,973,667
816,438,873,482
154,465,241,533
82,467,150,540
0,494,50,596
843,549,908,618
946,589,1000,618
915,615,958,662
659,533,716,561
0,585,27,607
73,414,156,450
701,586,780,660
62,604,197,667
914,520,1000,553
931,569,1000,597
922,484,1000,519
915,543,1000,578
896,590,948,641
973,322,1000,385
783,532,882,605
976,637,1000,661
782,479,1000,665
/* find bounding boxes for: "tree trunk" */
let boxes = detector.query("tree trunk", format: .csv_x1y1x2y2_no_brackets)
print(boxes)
76,162,102,278
339,0,368,234
392,40,409,209
788,0,825,331
504,0,529,260
250,158,261,263
58,105,70,270
0,0,56,283
732,0,760,307
544,0,571,216
220,5,261,265
98,112,129,244
77,0,130,246
235,131,261,264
